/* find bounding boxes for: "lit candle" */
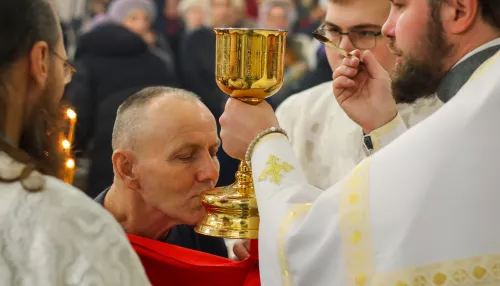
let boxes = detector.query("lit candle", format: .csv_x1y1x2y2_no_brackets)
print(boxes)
66,108,77,145
64,157,75,184
61,138,71,156
62,108,77,184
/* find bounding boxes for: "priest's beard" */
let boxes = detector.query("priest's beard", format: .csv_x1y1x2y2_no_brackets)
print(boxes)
390,8,454,104
19,74,65,177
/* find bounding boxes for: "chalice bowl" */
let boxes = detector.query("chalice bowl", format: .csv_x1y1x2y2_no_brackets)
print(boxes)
195,28,287,239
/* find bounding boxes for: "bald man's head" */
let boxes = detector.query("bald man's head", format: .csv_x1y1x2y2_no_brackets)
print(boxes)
110,86,219,225
112,86,202,150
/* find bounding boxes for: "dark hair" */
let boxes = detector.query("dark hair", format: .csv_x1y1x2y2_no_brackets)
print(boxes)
0,0,60,128
429,0,500,29
477,0,500,28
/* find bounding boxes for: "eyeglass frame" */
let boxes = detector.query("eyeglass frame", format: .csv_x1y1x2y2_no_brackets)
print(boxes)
313,23,383,51
51,51,77,84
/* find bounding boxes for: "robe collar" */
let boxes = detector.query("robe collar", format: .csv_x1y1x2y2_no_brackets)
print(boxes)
437,45,500,103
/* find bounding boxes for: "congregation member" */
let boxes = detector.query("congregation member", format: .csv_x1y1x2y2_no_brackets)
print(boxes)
106,0,177,65
177,0,209,34
0,0,150,284
219,0,500,284
97,87,263,285
96,86,228,257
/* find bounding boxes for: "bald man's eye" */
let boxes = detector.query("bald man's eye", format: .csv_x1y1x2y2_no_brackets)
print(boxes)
176,152,196,162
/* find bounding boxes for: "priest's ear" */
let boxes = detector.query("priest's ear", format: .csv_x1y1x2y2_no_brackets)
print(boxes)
440,0,480,34
112,149,140,190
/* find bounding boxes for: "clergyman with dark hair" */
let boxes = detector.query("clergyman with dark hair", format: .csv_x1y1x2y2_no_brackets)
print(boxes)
0,0,150,284
95,86,232,258
217,0,500,284
275,0,442,191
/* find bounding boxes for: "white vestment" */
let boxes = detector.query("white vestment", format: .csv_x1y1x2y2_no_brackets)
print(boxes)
0,152,151,286
253,51,500,286
276,82,443,189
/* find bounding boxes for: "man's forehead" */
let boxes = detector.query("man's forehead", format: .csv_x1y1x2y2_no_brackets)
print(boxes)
325,0,390,28
145,96,199,116
142,100,217,143
168,132,221,151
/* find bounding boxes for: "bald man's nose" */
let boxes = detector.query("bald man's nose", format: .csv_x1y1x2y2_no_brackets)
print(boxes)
197,154,220,185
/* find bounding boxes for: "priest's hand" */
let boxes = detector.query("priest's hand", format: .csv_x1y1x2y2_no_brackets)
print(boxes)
220,98,279,160
233,239,250,261
333,50,398,133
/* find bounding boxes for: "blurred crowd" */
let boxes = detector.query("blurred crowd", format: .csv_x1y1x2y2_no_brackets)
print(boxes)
60,0,333,197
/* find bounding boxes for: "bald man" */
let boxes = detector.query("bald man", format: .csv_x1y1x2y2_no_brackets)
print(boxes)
94,86,228,258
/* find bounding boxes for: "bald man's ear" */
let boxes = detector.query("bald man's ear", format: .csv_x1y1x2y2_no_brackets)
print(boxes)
112,149,140,190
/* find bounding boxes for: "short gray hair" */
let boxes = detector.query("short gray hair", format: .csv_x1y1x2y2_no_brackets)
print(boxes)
111,86,201,150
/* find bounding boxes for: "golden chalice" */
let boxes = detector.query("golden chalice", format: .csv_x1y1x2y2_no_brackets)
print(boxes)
195,28,287,239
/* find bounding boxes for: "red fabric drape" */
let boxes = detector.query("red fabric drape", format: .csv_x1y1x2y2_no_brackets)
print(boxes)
128,234,261,286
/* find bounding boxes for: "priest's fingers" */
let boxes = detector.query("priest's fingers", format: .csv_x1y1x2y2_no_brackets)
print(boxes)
333,65,358,81
233,239,250,261
333,75,356,92
342,52,361,69
333,76,357,104
360,50,389,80
349,49,363,60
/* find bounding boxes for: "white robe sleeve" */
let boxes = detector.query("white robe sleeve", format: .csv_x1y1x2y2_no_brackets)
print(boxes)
365,113,408,154
252,49,500,286
252,114,410,285
252,133,366,285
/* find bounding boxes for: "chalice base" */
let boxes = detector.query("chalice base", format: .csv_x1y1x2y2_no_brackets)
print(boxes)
195,161,259,239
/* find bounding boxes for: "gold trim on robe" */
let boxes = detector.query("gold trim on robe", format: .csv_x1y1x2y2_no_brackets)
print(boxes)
278,203,312,286
339,158,375,286
372,254,500,285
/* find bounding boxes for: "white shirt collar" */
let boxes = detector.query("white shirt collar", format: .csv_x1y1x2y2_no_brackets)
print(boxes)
453,37,500,68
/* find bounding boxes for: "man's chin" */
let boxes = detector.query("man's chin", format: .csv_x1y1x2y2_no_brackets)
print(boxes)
185,207,207,226
392,62,443,104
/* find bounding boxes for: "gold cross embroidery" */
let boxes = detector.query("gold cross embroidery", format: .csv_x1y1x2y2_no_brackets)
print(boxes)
258,155,294,184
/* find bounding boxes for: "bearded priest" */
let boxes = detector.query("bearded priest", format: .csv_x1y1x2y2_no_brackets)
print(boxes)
219,0,500,285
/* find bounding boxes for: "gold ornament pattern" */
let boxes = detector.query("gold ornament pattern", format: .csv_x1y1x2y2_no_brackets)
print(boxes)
258,155,294,184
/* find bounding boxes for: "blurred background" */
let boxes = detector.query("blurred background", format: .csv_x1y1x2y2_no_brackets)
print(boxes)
53,0,333,197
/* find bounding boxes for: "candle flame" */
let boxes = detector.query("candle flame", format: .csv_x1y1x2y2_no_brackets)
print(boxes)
66,109,77,120
61,139,71,149
65,158,75,169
